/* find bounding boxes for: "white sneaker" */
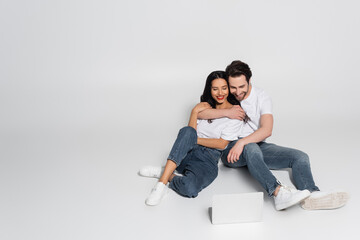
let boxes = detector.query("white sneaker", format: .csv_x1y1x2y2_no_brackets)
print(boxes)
139,166,164,178
145,182,168,206
301,191,349,210
274,185,311,210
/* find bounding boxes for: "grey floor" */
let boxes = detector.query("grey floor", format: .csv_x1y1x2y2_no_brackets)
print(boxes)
0,122,358,240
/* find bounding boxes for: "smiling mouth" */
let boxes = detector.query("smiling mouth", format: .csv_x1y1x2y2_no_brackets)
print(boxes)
216,96,225,100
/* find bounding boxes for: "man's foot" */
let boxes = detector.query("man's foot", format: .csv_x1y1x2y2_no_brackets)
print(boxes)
274,185,311,210
139,166,164,178
301,191,349,210
145,182,169,206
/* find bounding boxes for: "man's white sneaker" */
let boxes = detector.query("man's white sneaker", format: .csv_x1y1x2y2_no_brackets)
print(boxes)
145,182,168,206
139,166,164,178
274,186,311,210
301,191,349,210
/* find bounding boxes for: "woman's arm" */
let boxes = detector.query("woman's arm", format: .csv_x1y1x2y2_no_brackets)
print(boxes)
188,102,212,130
197,138,229,150
188,109,198,129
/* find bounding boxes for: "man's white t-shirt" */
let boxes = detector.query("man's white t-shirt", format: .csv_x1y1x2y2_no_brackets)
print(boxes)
197,118,243,142
239,86,272,138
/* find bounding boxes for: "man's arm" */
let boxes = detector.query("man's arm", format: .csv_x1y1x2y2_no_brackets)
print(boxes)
227,114,273,163
197,138,229,150
197,105,246,120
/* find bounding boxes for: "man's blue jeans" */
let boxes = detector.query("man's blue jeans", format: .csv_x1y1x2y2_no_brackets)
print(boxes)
221,141,320,196
167,126,221,198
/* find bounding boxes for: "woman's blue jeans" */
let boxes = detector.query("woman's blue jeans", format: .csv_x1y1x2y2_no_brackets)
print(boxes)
167,126,222,198
221,140,320,196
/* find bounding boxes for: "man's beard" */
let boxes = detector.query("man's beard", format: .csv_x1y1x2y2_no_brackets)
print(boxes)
235,91,247,101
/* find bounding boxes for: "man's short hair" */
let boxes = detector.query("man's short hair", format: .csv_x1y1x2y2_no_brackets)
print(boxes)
225,60,252,83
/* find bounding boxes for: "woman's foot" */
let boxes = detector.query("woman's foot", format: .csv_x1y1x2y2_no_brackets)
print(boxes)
145,182,169,206
139,166,164,178
139,166,182,179
301,191,349,210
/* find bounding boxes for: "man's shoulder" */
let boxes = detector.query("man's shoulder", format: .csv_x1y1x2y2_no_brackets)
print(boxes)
251,86,271,99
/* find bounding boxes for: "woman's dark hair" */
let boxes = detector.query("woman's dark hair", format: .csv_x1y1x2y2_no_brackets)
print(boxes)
200,70,249,123
200,71,240,108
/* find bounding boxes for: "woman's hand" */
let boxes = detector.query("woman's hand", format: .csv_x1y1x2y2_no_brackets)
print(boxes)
192,102,212,114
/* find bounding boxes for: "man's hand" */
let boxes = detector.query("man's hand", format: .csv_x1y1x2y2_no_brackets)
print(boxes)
227,139,245,163
226,105,245,120
192,102,212,114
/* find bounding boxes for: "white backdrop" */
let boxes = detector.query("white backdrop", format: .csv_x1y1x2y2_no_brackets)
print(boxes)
1,0,360,137
1,1,360,239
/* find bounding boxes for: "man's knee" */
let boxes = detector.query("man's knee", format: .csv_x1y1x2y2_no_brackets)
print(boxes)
243,143,262,156
293,151,310,166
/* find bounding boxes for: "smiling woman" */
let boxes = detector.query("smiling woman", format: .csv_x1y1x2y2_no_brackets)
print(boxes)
139,70,243,206
211,79,228,103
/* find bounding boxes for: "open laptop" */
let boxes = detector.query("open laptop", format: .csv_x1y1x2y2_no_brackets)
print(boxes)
211,192,264,224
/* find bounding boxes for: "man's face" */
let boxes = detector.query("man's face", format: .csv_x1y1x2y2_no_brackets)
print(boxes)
229,75,250,101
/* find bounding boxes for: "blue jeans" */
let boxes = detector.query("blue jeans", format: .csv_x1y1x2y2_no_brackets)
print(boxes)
167,126,222,198
221,141,320,196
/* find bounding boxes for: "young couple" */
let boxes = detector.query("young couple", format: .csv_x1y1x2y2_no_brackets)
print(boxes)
139,60,349,211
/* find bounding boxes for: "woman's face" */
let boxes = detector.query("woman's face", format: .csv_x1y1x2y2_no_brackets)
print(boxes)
211,78,229,104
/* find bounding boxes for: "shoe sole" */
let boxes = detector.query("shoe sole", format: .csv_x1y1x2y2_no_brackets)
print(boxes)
139,168,182,179
276,191,311,211
145,185,169,206
301,192,349,210
139,172,161,179
138,167,164,179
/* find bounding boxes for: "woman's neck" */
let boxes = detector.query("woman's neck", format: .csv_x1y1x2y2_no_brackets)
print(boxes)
215,100,232,109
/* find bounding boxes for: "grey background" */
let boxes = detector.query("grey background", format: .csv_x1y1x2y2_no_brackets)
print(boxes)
1,0,359,239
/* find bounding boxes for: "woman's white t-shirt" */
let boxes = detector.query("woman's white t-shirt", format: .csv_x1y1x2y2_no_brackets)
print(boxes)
197,118,243,141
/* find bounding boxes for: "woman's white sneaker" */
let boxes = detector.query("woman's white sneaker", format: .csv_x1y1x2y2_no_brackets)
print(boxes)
139,166,164,178
145,182,169,206
274,186,311,210
301,191,349,210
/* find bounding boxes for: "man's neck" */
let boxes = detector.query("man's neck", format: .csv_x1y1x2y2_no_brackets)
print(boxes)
243,83,252,101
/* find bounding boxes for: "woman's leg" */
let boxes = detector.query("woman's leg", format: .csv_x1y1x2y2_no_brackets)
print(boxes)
169,147,220,198
159,160,177,184
158,126,197,184
145,126,197,205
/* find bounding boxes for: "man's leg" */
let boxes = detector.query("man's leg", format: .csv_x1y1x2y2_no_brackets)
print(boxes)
258,142,320,192
221,141,279,196
258,142,350,210
221,141,311,210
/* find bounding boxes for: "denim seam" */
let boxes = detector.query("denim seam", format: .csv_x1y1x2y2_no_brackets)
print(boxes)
205,148,221,163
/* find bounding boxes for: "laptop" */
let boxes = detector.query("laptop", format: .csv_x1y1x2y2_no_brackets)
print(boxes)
211,192,264,224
